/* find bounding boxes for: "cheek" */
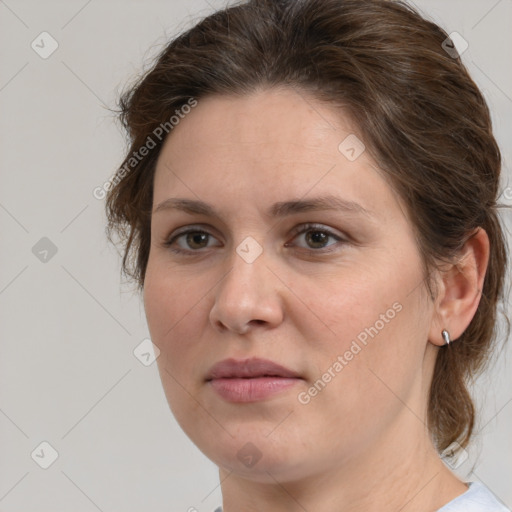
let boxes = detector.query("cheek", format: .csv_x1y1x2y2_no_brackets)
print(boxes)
293,250,429,399
291,261,405,352
143,257,200,340
143,261,199,382
143,264,209,423
143,256,222,377
143,275,175,340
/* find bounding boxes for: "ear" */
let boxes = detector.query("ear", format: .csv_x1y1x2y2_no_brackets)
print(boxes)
428,227,490,347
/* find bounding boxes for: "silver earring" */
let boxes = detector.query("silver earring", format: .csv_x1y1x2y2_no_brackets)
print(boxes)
441,329,451,346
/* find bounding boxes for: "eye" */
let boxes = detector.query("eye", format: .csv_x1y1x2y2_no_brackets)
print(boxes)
164,227,221,254
286,223,346,252
163,223,347,255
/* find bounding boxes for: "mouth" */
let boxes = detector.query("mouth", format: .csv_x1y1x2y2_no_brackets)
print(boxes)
207,376,302,402
205,357,301,381
205,357,303,403
206,373,295,380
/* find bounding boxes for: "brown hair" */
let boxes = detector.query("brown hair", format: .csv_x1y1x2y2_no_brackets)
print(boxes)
106,0,510,455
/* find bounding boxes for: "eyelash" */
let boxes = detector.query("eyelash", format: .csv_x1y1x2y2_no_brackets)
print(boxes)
163,223,347,256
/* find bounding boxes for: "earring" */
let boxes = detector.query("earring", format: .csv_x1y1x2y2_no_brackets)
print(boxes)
441,329,451,346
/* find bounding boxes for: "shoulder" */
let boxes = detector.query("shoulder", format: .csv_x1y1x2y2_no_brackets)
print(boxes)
212,484,510,512
437,481,510,512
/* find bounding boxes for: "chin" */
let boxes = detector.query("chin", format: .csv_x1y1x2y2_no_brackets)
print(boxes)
198,431,313,482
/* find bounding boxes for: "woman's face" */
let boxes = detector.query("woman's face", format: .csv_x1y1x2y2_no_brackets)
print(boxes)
144,87,436,482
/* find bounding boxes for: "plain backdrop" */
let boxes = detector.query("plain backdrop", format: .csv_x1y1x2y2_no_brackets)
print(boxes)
0,1,511,511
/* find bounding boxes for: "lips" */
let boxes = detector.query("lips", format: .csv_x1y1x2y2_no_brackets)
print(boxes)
205,357,301,381
205,357,303,403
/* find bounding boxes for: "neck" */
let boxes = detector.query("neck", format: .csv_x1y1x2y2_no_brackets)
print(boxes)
218,413,467,512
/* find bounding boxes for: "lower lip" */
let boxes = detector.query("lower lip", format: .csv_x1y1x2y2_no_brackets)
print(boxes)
208,377,301,402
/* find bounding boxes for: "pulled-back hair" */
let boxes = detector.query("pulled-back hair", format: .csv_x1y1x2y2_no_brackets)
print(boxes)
105,0,510,456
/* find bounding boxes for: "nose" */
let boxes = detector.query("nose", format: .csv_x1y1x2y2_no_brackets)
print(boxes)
209,243,285,335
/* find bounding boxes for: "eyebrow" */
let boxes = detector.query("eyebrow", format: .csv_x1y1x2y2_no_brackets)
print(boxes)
153,195,374,220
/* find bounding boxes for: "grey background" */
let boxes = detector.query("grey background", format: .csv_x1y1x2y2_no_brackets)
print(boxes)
0,1,511,511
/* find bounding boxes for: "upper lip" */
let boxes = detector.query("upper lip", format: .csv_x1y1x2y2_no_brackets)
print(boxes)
206,357,301,381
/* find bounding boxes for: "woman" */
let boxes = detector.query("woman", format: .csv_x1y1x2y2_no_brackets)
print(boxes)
105,0,510,510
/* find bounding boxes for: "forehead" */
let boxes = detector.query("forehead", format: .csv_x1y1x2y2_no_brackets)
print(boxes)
153,87,405,224
159,87,349,162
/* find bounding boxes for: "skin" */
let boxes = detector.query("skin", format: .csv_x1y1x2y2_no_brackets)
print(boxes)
143,87,489,512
